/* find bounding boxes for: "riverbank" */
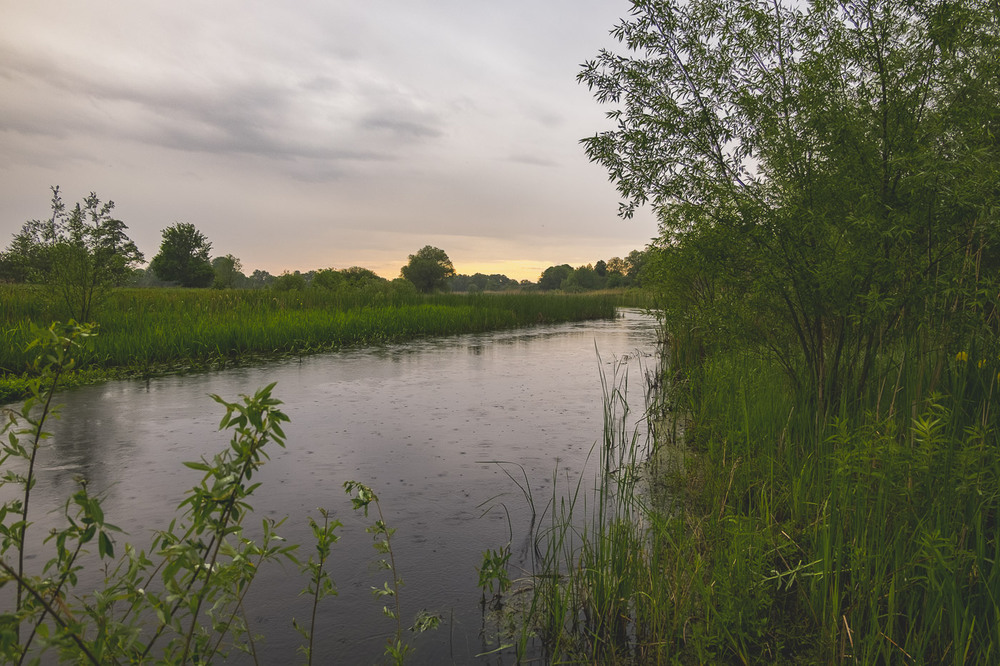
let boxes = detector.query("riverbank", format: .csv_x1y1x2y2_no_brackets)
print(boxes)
642,347,999,663
498,335,1000,663
0,286,647,402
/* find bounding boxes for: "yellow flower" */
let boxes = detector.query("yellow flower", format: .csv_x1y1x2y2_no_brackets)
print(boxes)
978,359,987,368
956,351,968,362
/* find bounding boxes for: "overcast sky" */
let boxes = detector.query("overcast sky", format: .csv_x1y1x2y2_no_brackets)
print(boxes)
0,1,658,282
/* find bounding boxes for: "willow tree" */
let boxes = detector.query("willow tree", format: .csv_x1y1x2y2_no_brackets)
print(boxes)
581,0,1000,409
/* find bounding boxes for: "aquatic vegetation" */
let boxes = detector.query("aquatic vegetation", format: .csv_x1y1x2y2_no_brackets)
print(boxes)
294,508,340,666
480,351,662,663
345,481,441,664
0,323,433,663
0,287,619,401
487,327,1000,663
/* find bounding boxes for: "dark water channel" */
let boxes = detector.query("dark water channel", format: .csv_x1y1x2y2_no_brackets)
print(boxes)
3,310,660,664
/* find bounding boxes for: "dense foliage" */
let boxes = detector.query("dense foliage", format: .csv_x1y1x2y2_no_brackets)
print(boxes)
149,223,215,288
0,188,143,321
211,254,243,289
448,272,520,292
498,0,1000,662
399,245,456,293
581,0,999,410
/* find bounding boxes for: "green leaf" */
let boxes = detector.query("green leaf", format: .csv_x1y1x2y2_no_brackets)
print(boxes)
99,530,115,559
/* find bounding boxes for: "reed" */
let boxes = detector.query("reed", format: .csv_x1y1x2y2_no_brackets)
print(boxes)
487,326,1000,662
0,287,618,400
481,350,677,663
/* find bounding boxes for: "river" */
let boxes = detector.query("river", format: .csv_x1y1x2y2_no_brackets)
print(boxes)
2,309,660,664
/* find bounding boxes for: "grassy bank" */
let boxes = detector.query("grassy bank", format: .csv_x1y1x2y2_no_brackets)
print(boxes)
667,346,1000,663
0,286,623,402
491,335,1000,663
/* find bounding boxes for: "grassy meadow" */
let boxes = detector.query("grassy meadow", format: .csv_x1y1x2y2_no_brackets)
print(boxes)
0,285,637,402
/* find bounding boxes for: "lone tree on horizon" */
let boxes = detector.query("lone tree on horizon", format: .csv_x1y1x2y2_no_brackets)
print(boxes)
150,223,214,288
400,245,455,293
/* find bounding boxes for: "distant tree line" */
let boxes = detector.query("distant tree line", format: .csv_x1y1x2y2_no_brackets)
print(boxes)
531,250,647,292
1,190,651,322
449,273,520,293
446,250,650,293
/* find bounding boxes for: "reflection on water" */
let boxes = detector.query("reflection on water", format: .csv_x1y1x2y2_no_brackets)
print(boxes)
1,310,660,663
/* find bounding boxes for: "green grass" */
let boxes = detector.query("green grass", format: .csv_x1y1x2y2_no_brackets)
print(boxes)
487,333,1000,663
0,285,619,401
480,353,671,663
688,348,1000,664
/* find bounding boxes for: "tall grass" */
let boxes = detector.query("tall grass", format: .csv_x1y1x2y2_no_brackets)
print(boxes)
489,331,1000,663
674,343,1000,663
482,351,676,663
0,287,618,392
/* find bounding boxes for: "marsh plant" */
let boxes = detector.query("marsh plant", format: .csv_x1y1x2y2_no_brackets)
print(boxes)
0,289,624,405
345,481,441,664
292,508,340,666
0,322,433,664
479,351,660,663
485,339,1000,663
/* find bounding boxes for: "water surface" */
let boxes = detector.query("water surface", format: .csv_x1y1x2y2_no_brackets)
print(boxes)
3,310,659,663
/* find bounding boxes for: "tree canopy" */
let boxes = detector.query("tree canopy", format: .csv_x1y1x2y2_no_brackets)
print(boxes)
273,271,306,291
150,223,215,288
3,187,143,320
400,246,455,293
212,254,244,289
449,273,519,293
538,264,573,291
340,266,387,288
311,268,344,291
581,0,1000,404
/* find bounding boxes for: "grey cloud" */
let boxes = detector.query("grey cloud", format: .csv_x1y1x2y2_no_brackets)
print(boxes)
358,112,443,140
0,43,417,169
508,153,558,167
532,110,566,129
300,74,343,93
98,80,396,164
